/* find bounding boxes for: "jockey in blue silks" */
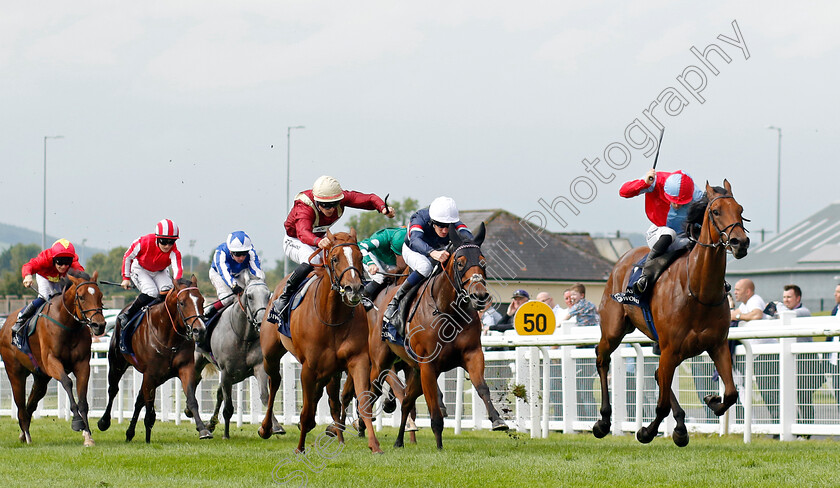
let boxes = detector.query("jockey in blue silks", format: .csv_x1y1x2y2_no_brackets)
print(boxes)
204,231,265,322
383,196,473,332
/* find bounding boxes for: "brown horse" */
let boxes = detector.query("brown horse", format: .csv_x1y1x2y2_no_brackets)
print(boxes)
259,230,382,453
97,276,211,442
0,271,106,446
369,222,509,449
593,181,749,446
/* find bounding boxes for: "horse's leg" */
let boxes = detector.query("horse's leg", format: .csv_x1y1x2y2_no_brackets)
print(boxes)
705,340,739,415
254,363,285,435
259,339,285,439
463,349,508,431
178,364,213,439
394,370,423,447
418,362,445,450
220,372,234,439
141,378,157,444
185,353,209,419
338,376,360,437
325,374,346,443
347,357,383,454
98,345,129,432
296,365,320,453
637,354,679,444
126,387,145,442
14,368,39,444
593,309,628,438
72,357,95,446
207,385,222,433
382,369,404,414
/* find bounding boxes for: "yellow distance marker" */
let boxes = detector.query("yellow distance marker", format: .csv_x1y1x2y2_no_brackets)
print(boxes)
514,301,556,335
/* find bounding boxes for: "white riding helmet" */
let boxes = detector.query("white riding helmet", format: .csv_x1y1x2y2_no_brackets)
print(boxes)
429,196,460,224
226,231,253,253
312,175,344,202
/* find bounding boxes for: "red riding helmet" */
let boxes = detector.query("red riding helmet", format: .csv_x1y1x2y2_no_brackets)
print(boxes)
155,219,180,239
49,238,76,258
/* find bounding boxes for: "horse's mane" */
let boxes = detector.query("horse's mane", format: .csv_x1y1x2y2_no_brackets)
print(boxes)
175,277,194,287
685,185,729,240
66,269,91,280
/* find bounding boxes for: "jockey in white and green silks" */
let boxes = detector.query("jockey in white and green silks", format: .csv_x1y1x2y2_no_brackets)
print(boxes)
359,227,407,303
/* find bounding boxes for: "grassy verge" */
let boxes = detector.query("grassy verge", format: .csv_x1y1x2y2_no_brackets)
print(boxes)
0,418,838,487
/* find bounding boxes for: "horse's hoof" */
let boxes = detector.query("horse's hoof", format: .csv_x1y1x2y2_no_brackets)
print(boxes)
125,431,135,442
371,448,384,455
383,397,397,414
83,432,95,447
635,428,654,444
592,420,611,439
405,424,419,432
97,417,111,432
184,408,194,419
72,416,84,432
272,425,286,436
393,439,404,448
208,418,218,433
258,426,272,440
199,429,213,440
672,429,689,448
223,434,230,440
491,419,509,431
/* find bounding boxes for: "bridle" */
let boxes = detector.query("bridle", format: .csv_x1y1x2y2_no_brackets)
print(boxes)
164,286,204,340
63,280,105,327
235,280,269,334
442,244,487,294
312,242,365,307
688,195,749,251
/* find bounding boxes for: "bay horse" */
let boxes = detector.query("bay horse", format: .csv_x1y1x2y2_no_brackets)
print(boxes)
98,276,212,442
370,222,509,449
259,230,382,453
188,277,286,439
593,181,749,446
0,271,106,446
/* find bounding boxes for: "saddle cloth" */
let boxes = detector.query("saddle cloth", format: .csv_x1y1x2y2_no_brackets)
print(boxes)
278,277,315,338
611,255,659,342
10,301,49,355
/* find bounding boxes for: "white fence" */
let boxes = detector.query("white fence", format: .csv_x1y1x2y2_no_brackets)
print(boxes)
1,311,839,443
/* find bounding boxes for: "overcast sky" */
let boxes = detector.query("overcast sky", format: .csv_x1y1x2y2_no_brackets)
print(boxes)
2,1,838,267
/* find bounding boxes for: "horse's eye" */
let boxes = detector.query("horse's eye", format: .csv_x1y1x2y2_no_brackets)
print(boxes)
712,209,720,216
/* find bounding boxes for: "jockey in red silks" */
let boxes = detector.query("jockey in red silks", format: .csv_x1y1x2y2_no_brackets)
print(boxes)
619,168,705,296
12,239,84,343
116,219,183,329
266,175,394,324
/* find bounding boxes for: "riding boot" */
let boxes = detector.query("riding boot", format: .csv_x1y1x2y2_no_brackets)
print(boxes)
362,280,385,311
203,306,219,323
12,298,44,340
117,293,156,330
267,262,314,324
383,276,422,336
633,234,673,296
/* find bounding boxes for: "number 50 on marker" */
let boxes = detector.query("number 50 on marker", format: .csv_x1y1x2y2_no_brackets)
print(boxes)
513,301,556,335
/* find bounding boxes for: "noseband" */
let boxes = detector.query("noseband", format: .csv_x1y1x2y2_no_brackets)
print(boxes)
689,195,749,251
164,286,204,340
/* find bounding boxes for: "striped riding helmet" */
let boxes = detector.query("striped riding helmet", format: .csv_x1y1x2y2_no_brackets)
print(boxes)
155,219,180,239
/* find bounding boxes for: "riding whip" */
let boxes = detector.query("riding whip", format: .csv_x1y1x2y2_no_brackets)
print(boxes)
652,128,665,170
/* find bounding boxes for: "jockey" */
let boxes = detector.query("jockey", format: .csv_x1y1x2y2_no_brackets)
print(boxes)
204,230,265,322
12,238,84,343
619,168,705,296
383,197,472,330
359,226,407,306
117,219,184,329
266,175,394,324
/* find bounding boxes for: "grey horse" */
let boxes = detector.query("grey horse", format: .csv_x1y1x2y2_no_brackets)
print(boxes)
186,278,286,439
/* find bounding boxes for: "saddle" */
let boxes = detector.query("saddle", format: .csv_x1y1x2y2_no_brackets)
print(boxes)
118,296,165,356
10,301,49,354
382,281,423,344
196,303,233,352
277,277,316,338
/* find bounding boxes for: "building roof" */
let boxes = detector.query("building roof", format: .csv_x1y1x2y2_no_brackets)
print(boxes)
460,209,614,281
727,201,840,274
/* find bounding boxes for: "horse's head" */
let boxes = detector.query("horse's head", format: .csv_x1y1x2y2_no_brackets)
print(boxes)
322,229,365,307
66,270,106,336
446,222,489,309
703,180,750,259
167,275,206,343
241,279,271,330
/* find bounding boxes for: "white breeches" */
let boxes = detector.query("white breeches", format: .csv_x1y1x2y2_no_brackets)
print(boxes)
130,262,173,296
283,236,324,266
402,243,435,277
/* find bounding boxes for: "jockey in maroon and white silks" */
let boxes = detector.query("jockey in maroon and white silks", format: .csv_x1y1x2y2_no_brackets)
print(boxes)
267,175,394,324
117,219,184,329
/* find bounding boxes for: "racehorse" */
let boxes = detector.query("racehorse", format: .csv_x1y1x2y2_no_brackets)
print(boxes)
370,222,509,449
593,181,749,446
259,230,383,453
188,277,286,439
98,276,212,443
0,271,105,446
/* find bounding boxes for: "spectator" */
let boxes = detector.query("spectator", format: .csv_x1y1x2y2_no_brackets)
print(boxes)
480,300,503,335
559,283,599,419
536,291,566,326
489,289,529,333
561,284,599,327
828,285,840,410
732,279,776,420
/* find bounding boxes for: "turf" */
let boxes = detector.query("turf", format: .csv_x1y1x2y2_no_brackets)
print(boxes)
0,418,838,487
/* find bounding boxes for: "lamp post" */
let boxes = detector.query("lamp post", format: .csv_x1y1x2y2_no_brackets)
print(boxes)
81,238,87,265
768,126,782,235
43,135,64,249
285,125,305,277
189,239,196,274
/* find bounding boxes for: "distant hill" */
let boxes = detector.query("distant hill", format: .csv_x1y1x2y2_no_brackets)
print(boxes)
0,221,106,264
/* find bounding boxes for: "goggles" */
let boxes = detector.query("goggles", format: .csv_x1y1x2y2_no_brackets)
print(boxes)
318,201,340,209
231,251,249,258
53,256,73,266
157,238,177,246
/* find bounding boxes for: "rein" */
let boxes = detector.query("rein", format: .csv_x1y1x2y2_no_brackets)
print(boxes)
310,242,365,308
63,280,105,327
163,286,203,341
424,244,486,317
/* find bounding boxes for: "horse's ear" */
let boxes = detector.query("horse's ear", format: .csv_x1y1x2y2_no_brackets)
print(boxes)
326,229,334,241
473,222,486,247
449,223,463,247
723,179,732,195
92,270,99,282
349,228,357,241
705,181,714,196
190,274,198,287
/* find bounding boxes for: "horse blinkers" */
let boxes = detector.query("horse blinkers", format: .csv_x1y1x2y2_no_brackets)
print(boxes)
452,245,489,309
